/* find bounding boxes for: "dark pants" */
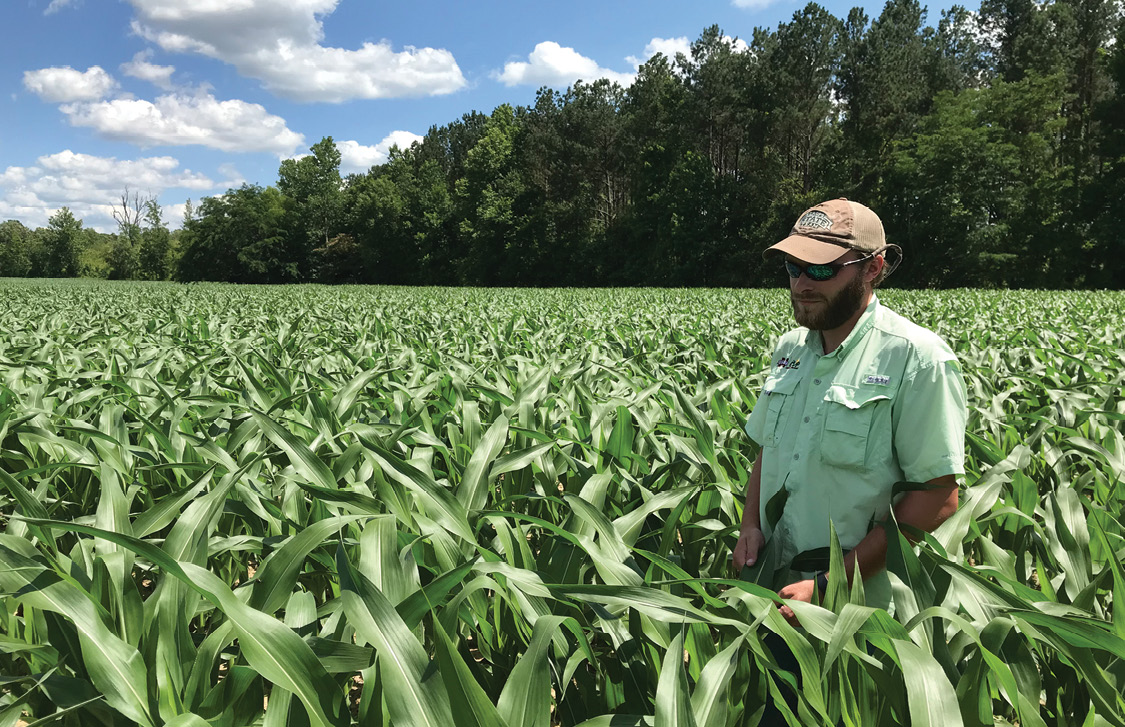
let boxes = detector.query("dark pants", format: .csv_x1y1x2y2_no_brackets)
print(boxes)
756,631,802,725
756,631,853,726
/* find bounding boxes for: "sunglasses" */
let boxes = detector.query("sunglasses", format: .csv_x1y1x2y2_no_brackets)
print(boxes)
784,253,874,282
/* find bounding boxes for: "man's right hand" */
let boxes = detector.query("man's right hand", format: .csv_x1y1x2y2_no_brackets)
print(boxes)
732,526,765,572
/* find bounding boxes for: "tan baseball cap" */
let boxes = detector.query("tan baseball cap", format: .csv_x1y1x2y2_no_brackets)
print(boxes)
764,198,886,264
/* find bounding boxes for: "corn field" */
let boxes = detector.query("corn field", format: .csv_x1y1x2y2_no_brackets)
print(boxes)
0,279,1123,727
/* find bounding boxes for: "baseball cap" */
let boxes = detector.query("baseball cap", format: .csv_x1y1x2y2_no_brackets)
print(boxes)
764,198,888,265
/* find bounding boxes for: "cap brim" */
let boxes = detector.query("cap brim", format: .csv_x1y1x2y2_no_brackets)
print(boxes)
763,235,851,265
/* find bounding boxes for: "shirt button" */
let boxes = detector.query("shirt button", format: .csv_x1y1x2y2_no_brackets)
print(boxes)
803,416,810,423
793,454,800,461
814,378,821,385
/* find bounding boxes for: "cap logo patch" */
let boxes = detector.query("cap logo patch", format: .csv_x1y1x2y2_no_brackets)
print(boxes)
797,210,832,230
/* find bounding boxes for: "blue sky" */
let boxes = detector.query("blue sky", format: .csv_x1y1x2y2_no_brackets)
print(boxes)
2,0,956,232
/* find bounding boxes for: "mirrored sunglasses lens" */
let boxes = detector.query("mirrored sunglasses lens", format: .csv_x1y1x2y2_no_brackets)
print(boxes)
784,261,802,278
807,265,835,281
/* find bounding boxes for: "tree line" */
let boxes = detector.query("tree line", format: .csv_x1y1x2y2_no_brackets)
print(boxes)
4,0,1123,288
0,193,175,282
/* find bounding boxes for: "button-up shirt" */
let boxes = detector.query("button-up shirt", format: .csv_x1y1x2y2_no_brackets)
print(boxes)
744,294,967,607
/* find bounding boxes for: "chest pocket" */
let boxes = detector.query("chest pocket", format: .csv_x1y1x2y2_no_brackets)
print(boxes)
762,372,801,447
821,385,892,468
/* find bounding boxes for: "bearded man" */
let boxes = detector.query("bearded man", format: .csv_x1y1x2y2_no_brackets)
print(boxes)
732,198,968,625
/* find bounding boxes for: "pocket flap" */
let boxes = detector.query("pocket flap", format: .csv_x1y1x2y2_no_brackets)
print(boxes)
824,384,891,409
764,372,801,396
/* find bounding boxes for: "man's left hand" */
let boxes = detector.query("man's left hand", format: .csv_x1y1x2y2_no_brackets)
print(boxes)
777,579,816,626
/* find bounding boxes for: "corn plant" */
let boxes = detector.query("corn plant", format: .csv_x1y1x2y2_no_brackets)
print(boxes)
0,279,1122,726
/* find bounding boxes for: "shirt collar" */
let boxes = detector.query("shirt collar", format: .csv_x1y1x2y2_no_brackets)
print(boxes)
817,293,880,359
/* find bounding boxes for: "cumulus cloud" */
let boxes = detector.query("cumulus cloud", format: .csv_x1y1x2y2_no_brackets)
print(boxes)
121,50,176,90
495,41,634,88
59,90,305,156
496,36,749,89
24,66,118,103
164,201,191,227
0,150,214,231
626,37,692,68
125,0,466,102
636,34,748,63
337,131,422,173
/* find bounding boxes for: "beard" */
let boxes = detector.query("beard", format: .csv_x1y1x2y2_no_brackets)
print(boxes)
791,270,867,331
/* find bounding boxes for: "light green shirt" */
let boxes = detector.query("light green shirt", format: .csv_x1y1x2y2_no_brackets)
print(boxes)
744,294,967,608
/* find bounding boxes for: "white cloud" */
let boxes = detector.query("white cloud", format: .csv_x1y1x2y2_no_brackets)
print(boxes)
125,0,466,102
495,41,634,88
59,90,305,156
164,201,189,228
121,50,176,90
0,151,215,231
732,0,783,9
496,36,749,90
626,37,692,68
44,0,77,15
645,34,748,61
726,36,750,53
337,131,422,173
24,66,118,103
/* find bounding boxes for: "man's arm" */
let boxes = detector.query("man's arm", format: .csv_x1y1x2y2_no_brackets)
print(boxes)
776,474,958,622
841,473,958,584
732,451,765,571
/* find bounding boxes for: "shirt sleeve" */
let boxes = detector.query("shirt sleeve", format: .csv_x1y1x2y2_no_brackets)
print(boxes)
745,338,789,447
744,388,770,447
892,356,968,483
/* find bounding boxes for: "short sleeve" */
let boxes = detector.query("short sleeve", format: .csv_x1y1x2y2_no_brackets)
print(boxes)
892,357,968,483
744,390,770,447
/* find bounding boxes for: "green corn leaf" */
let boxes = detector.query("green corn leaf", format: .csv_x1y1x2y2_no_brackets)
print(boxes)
0,544,155,727
489,441,555,478
248,514,365,613
607,405,636,464
432,619,509,727
458,415,508,512
894,639,964,727
654,626,697,727
251,409,339,491
0,468,57,553
361,437,476,543
19,520,345,727
1090,510,1125,639
395,560,478,629
336,541,455,727
497,615,568,727
131,467,214,538
689,635,744,727
164,715,212,727
179,563,347,727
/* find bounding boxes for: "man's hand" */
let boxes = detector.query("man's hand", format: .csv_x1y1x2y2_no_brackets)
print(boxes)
777,579,816,626
732,526,765,572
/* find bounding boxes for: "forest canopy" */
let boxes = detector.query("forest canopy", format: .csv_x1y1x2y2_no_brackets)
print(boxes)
3,0,1123,288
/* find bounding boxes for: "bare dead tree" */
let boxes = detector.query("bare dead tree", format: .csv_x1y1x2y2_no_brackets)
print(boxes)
107,187,153,280
112,187,146,238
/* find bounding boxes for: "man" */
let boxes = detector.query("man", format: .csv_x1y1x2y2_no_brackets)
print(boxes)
733,198,967,625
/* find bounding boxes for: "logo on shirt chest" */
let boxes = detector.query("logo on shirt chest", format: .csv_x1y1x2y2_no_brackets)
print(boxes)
864,374,891,385
776,356,801,370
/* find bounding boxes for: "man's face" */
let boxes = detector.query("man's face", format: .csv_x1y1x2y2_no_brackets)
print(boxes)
786,252,871,331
